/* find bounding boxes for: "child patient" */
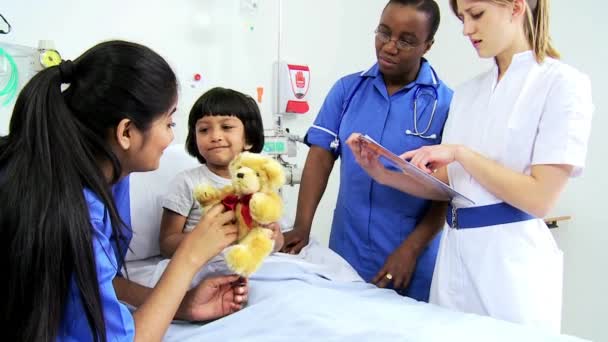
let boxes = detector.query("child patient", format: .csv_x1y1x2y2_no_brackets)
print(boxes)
159,87,284,261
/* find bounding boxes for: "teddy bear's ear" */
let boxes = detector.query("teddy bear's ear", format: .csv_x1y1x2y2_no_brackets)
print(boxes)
232,152,245,164
236,152,267,169
229,152,245,175
262,157,286,189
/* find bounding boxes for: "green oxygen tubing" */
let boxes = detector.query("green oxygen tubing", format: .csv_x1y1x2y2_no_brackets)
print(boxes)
0,47,18,106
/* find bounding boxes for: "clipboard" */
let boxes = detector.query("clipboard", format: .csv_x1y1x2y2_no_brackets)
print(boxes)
358,135,475,205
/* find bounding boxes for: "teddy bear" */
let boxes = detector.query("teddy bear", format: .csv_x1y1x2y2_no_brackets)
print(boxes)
193,152,285,277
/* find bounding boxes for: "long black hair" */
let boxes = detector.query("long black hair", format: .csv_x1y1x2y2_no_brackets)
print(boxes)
185,87,264,164
0,40,177,341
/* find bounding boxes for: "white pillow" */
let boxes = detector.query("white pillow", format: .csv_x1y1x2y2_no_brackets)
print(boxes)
127,144,199,261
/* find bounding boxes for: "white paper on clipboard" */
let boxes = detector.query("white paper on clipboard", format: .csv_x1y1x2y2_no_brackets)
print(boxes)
358,135,475,205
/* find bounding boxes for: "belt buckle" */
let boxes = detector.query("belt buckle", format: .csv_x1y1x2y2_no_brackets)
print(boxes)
451,206,458,229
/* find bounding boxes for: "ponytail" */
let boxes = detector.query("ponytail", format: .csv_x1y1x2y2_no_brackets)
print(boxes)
0,65,109,341
525,0,559,62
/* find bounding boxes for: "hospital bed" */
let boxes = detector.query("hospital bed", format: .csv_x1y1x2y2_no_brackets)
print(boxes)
126,144,588,342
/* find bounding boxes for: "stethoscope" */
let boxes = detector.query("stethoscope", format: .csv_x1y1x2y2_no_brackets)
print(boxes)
321,66,440,152
405,86,438,140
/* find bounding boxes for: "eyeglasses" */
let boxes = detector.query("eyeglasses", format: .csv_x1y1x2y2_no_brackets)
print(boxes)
374,29,418,50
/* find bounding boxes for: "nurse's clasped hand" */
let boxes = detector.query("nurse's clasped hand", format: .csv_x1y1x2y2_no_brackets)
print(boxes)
282,226,310,254
372,243,418,290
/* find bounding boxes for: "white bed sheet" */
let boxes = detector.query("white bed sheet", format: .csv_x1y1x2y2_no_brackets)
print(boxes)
124,241,588,342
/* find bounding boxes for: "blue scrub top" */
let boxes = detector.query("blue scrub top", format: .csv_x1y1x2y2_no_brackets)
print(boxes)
306,60,453,301
57,176,134,341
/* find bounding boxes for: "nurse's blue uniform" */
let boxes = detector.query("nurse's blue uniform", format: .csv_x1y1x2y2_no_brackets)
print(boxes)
58,176,134,341
306,60,452,301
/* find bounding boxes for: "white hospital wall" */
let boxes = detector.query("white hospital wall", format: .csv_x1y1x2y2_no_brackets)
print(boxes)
0,0,282,139
0,1,605,341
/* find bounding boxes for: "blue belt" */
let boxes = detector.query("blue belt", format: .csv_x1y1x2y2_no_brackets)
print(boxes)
447,202,536,229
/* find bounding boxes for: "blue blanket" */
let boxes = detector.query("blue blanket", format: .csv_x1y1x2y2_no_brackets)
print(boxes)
162,255,586,342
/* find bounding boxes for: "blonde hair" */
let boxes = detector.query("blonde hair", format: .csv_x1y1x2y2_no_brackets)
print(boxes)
449,0,559,62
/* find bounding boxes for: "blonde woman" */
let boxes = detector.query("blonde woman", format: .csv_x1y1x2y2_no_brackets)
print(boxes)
347,0,593,332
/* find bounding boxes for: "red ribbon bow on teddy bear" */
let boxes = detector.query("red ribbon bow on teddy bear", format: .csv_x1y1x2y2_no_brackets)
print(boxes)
221,194,254,229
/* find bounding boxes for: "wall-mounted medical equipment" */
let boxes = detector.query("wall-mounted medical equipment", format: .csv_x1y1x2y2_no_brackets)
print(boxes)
38,40,62,69
0,40,59,107
262,0,309,186
263,127,304,186
0,41,62,136
263,128,301,157
0,13,11,35
0,47,18,106
274,61,310,114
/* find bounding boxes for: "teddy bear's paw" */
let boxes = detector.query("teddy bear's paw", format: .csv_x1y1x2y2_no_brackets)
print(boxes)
226,230,273,276
247,228,274,259
193,184,220,205
241,256,264,277
226,245,265,277
225,245,252,276
249,193,283,223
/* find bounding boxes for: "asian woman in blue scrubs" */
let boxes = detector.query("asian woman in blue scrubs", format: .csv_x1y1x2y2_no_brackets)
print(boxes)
1,41,247,341
282,0,453,302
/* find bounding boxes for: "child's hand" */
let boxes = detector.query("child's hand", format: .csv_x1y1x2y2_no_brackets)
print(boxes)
266,222,284,252
180,205,238,267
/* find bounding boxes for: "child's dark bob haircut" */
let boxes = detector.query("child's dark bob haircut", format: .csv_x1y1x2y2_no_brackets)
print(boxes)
185,87,265,164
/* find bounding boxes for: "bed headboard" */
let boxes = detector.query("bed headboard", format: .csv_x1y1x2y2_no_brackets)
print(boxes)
127,144,199,261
